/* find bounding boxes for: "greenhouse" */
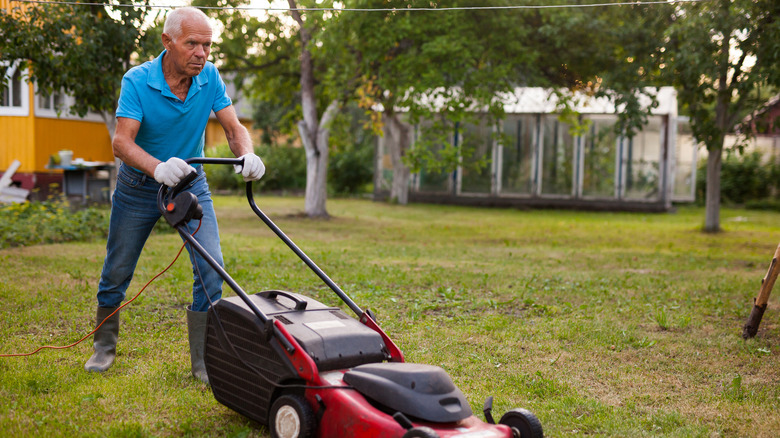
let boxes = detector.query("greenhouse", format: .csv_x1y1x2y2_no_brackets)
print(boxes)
374,87,697,212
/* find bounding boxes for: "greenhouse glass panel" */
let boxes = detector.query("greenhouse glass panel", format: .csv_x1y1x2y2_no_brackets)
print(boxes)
624,116,662,200
673,117,697,201
416,121,452,193
460,118,493,194
581,115,618,198
540,116,575,196
501,115,536,194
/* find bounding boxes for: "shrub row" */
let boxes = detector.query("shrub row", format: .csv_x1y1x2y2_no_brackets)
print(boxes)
696,151,780,210
204,142,373,196
0,197,109,249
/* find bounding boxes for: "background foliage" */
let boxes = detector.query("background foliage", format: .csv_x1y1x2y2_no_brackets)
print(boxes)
0,198,108,249
204,139,373,196
0,0,158,121
696,151,780,209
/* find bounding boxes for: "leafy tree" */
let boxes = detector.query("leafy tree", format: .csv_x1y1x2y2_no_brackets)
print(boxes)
197,0,671,209
325,0,528,203
325,0,669,204
0,0,159,138
660,0,780,232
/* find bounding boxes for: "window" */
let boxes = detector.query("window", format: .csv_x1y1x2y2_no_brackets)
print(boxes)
581,115,619,198
1,69,22,107
38,92,65,111
459,117,494,194
623,116,663,200
0,62,29,116
672,117,698,202
416,120,453,193
540,115,575,196
501,114,537,195
36,88,68,116
33,88,102,122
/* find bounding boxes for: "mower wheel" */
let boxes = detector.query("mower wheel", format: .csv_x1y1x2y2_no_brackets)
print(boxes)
402,426,439,438
499,408,543,438
269,394,316,438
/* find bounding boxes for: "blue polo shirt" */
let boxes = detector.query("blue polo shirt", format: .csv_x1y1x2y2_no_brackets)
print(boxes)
116,50,232,163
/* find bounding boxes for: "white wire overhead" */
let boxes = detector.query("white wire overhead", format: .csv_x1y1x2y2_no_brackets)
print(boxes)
11,0,711,12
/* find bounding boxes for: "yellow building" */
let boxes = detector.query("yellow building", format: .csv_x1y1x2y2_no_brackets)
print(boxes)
1,0,113,198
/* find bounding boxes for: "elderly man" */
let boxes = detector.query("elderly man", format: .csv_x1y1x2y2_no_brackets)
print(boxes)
84,7,264,384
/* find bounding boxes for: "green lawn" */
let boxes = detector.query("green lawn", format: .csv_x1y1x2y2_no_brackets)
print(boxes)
1,196,779,437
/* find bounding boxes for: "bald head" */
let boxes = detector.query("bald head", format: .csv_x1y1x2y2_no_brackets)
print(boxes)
163,7,210,42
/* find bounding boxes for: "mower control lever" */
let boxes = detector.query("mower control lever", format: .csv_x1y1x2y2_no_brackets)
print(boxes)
169,169,199,199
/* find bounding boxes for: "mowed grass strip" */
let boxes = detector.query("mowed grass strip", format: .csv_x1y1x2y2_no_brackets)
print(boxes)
1,196,779,437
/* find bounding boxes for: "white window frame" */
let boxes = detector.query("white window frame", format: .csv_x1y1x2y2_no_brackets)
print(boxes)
34,85,69,118
0,61,30,117
32,84,106,123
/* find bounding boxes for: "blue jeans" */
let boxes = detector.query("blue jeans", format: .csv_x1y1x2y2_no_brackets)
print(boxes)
97,164,223,312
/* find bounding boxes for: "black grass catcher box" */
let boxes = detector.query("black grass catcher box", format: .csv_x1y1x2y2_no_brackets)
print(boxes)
203,289,388,424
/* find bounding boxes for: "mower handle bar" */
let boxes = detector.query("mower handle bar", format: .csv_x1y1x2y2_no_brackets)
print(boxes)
165,157,365,318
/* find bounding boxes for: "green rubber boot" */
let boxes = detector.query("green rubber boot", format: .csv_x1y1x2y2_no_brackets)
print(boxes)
186,306,209,384
84,306,120,372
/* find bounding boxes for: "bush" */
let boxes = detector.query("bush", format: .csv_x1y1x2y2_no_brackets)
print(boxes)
0,198,109,248
328,139,374,195
745,199,780,212
257,144,307,192
328,105,376,196
204,140,374,196
696,151,779,205
203,144,306,193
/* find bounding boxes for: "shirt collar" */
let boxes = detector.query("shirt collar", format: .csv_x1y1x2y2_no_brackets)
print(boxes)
147,50,209,100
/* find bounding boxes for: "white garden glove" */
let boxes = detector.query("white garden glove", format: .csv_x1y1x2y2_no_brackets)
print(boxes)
153,157,196,187
234,153,266,181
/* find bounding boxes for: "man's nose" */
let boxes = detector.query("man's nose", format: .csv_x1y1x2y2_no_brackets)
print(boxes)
194,45,206,58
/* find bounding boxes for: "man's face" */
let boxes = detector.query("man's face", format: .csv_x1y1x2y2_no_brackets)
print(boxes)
162,18,212,78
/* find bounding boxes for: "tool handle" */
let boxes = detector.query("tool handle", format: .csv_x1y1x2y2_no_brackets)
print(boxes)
755,243,780,307
259,290,308,311
742,242,780,339
245,183,365,318
184,157,244,166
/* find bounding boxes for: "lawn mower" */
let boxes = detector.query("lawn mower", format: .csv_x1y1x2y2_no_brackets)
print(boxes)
158,158,544,438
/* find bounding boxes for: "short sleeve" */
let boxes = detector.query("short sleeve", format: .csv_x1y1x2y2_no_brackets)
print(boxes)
115,75,144,122
212,70,232,113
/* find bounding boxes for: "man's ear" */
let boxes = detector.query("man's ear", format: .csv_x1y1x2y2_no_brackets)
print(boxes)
161,33,172,50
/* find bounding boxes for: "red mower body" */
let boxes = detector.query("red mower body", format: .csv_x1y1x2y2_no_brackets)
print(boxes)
307,371,514,438
273,317,514,438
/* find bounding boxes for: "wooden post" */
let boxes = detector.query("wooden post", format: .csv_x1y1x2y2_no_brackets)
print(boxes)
743,242,780,339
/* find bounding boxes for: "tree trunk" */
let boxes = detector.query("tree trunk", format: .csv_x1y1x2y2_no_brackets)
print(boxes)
704,146,722,232
298,100,339,218
703,0,732,233
100,110,120,196
289,0,330,218
101,111,117,140
385,113,412,205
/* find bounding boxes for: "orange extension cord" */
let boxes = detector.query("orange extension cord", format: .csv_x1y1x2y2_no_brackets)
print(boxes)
0,221,200,358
